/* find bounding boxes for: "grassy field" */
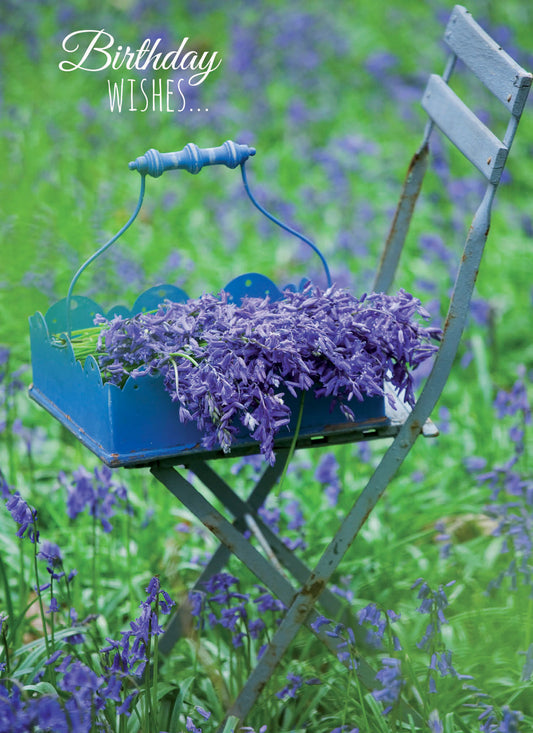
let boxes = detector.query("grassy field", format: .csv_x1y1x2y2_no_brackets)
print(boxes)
1,1,533,731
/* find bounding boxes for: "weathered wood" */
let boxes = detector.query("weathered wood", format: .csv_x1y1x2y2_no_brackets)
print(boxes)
445,5,532,116
422,74,508,183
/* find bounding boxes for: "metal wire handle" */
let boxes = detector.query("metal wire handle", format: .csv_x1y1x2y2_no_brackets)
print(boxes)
65,140,331,338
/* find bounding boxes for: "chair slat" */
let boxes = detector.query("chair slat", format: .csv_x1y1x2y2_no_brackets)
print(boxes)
445,5,532,116
421,74,508,183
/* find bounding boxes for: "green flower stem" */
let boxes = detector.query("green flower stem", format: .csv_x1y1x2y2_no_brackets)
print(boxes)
0,555,14,638
0,621,10,676
92,516,99,617
32,539,52,659
353,664,370,731
151,632,160,730
151,594,162,728
525,596,533,651
276,391,305,496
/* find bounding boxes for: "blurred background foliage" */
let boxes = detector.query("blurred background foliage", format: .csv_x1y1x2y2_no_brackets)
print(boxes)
2,0,532,380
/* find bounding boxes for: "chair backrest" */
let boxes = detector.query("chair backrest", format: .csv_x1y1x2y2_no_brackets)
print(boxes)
374,3,532,294
373,4,531,442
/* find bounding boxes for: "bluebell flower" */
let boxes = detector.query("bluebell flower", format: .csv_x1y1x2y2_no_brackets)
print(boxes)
464,455,488,473
38,540,67,582
253,587,286,614
372,657,405,714
47,597,60,614
188,590,205,621
248,618,266,639
276,672,303,700
195,706,211,720
12,418,47,457
311,614,332,633
202,572,241,604
428,710,443,733
315,452,342,506
5,491,39,543
60,660,100,694
60,465,130,532
412,578,455,649
116,691,138,716
499,705,523,732
101,576,174,681
186,715,203,733
357,602,387,648
219,601,247,632
334,625,358,669
434,520,452,559
331,583,355,603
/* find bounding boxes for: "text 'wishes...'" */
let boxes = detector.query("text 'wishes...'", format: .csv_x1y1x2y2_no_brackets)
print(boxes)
59,30,222,113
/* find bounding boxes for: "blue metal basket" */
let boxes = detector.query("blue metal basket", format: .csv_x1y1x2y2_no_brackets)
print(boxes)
28,141,390,467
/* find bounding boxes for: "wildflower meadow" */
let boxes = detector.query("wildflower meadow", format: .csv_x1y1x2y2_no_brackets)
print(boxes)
1,1,533,731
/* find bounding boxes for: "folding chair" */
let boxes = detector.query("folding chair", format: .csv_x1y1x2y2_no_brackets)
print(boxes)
28,5,531,729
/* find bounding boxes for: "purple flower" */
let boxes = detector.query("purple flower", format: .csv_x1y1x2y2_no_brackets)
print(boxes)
60,660,100,694
315,452,342,506
276,672,303,700
428,710,443,733
195,706,211,720
202,572,243,605
60,465,129,532
5,491,39,543
186,716,203,733
34,697,70,733
93,285,440,464
372,657,405,714
38,540,68,582
101,577,174,680
357,602,395,649
253,587,286,614
116,692,138,716
498,706,523,732
311,614,332,633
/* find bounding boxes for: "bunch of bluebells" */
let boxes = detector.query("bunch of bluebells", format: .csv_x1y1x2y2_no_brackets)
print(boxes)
0,669,101,733
0,577,175,732
463,685,525,733
357,602,402,651
275,671,321,701
472,369,533,595
93,284,440,464
59,464,130,532
37,540,79,625
412,578,472,694
189,573,287,657
412,578,455,652
100,576,175,680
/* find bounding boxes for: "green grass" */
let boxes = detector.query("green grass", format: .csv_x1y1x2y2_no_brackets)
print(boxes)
1,0,533,730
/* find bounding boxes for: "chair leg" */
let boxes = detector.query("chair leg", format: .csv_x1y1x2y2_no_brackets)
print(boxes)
150,459,424,728
158,456,288,655
187,459,374,648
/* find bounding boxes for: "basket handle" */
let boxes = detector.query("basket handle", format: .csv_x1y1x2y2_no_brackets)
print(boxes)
65,140,330,339
128,141,256,177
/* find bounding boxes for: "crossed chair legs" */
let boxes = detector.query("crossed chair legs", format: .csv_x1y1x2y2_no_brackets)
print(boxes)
151,449,424,729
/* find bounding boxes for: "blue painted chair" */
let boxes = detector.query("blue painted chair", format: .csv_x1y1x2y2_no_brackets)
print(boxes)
28,5,531,728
